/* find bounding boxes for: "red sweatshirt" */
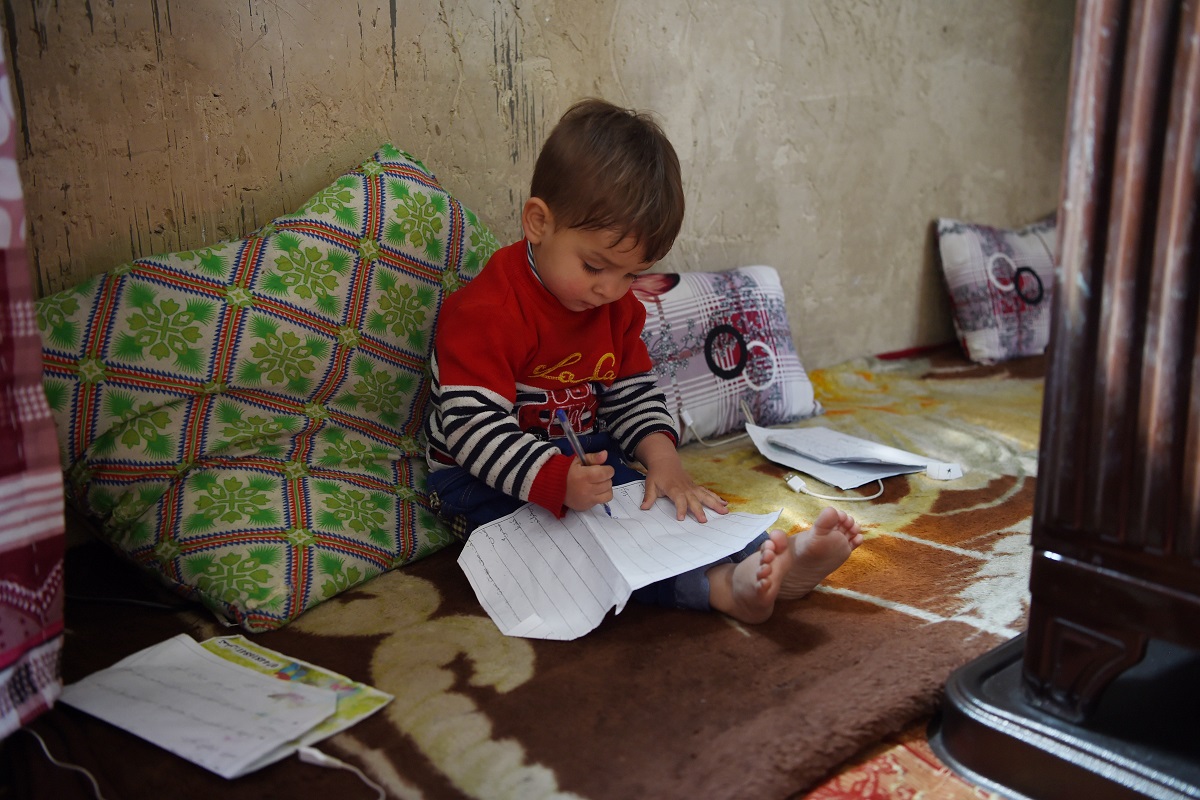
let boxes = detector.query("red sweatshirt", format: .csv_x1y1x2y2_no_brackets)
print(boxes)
425,239,676,515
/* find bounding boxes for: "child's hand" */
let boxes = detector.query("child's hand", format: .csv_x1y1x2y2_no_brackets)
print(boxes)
563,450,615,512
640,461,729,522
635,434,728,522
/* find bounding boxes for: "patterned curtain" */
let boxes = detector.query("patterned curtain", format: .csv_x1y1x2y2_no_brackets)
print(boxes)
0,45,66,736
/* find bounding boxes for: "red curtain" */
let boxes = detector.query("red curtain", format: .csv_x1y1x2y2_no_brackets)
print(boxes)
0,47,66,737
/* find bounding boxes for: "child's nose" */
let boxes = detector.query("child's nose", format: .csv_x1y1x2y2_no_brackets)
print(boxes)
594,275,624,302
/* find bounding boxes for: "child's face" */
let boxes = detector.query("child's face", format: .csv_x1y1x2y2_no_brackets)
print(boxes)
532,224,653,313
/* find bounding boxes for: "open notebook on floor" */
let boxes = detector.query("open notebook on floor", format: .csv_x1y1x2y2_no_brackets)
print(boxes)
747,424,963,490
58,634,392,779
458,480,781,640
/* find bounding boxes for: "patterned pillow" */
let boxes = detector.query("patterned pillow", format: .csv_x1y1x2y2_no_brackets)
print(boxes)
36,144,499,632
936,215,1057,364
634,265,820,444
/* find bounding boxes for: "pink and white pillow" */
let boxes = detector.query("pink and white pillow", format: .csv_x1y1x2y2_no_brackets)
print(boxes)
634,266,820,444
936,215,1057,365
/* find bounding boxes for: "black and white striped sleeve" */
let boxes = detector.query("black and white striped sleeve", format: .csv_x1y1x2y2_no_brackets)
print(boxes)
596,371,677,458
426,353,560,502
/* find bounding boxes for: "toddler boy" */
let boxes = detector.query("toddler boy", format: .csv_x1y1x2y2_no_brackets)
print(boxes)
425,98,861,624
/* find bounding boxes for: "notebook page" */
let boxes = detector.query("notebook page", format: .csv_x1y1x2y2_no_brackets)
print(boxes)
458,503,631,640
583,482,780,589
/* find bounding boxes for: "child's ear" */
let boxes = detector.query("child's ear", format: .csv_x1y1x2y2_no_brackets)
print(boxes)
522,198,553,244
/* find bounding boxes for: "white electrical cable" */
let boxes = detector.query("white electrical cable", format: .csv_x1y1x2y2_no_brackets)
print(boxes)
297,746,386,799
738,399,756,427
680,408,749,447
23,719,387,799
785,473,884,502
21,727,109,800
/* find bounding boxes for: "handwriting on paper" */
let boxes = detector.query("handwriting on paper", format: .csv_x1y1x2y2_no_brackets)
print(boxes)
59,634,338,779
459,481,780,640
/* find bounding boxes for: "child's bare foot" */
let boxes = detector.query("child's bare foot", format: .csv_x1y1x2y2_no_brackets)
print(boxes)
707,507,863,623
778,506,864,600
706,530,792,624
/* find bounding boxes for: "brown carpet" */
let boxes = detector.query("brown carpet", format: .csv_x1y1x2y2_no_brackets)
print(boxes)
1,348,1044,800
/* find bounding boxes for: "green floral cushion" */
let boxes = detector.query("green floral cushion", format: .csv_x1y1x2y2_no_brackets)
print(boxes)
37,144,499,631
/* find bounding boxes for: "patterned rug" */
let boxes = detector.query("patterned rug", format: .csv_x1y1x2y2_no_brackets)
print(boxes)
805,721,1001,799
2,348,1044,799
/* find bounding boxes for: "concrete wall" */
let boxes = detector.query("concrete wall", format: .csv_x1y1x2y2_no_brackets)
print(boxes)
5,0,1074,368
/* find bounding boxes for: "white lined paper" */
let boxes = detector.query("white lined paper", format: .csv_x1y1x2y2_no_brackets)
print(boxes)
458,481,779,640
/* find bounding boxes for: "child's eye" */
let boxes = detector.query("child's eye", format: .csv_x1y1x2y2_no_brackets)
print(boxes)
583,263,603,275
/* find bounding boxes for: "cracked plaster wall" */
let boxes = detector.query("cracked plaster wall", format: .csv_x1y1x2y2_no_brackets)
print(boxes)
5,0,1074,368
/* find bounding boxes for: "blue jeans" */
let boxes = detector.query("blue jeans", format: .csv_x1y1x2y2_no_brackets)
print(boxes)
428,432,768,611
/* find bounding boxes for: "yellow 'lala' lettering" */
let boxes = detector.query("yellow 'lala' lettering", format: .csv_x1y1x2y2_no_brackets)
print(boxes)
590,353,617,382
530,352,617,384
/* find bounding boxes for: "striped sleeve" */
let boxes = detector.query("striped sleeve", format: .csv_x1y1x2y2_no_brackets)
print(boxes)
426,353,569,509
596,371,677,458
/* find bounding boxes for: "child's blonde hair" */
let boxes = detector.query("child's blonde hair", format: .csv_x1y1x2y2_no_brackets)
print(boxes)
530,98,684,263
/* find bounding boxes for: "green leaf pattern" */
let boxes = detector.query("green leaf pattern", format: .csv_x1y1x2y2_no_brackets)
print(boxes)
177,246,231,278
316,427,391,477
298,174,359,228
317,552,364,600
93,389,175,459
210,400,299,459
184,472,280,534
464,210,500,276
113,284,215,373
236,316,329,395
37,291,81,350
314,481,393,548
190,551,280,607
385,180,446,261
261,235,350,317
35,144,494,631
331,354,412,428
367,270,436,350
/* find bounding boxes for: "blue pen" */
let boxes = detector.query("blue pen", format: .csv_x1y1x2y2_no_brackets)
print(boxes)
555,409,613,517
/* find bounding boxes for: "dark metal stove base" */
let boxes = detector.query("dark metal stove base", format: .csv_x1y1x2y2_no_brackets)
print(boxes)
929,634,1200,800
